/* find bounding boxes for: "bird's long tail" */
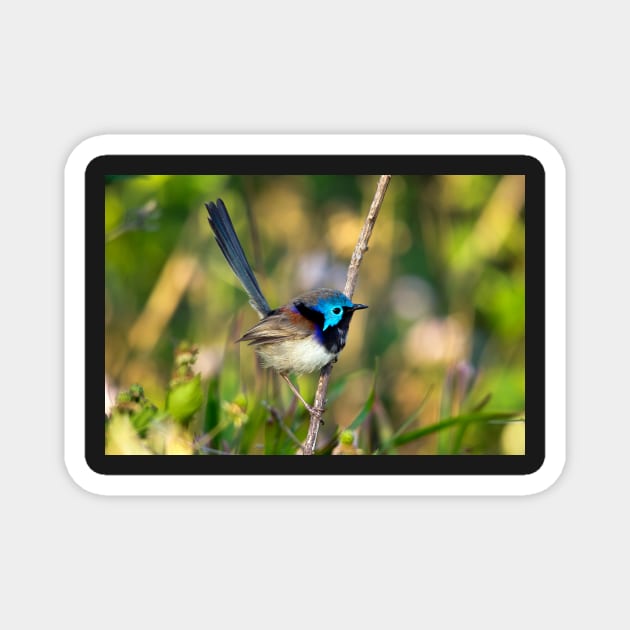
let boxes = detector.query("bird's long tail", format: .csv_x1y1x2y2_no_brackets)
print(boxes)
205,199,271,317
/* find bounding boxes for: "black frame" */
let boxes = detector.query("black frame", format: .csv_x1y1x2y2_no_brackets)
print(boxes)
91,155,545,476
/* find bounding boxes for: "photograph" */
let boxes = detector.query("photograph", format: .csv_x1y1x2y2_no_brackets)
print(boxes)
104,170,526,457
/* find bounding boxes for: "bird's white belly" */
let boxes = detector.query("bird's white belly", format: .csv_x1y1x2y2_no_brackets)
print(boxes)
255,337,336,374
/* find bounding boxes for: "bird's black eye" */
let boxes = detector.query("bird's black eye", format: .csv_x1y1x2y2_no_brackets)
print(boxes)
332,307,341,315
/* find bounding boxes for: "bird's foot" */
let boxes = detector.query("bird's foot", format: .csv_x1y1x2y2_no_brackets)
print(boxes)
304,402,326,422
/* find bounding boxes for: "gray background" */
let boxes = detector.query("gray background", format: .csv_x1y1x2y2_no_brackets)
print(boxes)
2,1,627,628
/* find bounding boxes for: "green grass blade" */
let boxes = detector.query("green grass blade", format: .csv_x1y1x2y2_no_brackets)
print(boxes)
437,373,454,454
386,411,523,451
315,427,342,455
375,385,434,454
326,368,371,405
471,392,492,412
236,400,266,454
347,362,378,432
450,393,494,454
203,374,221,436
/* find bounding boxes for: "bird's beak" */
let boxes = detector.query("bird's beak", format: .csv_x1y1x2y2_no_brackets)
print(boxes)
351,303,368,311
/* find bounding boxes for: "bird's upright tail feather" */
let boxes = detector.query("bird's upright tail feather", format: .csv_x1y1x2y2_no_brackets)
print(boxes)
205,199,271,317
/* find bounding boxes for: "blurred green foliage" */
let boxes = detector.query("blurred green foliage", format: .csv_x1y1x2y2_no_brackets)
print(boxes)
105,174,525,455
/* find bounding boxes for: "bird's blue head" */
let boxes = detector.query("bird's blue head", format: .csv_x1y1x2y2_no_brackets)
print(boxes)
294,289,368,331
317,292,360,330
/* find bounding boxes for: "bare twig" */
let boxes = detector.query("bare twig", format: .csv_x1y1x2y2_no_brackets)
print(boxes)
302,175,392,455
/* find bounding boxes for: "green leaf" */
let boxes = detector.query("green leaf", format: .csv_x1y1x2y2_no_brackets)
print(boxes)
130,406,159,435
166,374,203,423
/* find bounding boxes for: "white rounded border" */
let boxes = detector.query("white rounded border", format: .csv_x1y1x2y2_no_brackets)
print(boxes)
64,134,565,496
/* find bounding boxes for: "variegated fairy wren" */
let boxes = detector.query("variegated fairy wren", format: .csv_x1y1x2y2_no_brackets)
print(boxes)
205,199,367,412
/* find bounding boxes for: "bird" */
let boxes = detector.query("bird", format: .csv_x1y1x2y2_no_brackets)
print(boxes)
205,198,368,413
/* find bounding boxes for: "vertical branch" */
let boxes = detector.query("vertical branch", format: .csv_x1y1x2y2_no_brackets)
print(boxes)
302,175,392,455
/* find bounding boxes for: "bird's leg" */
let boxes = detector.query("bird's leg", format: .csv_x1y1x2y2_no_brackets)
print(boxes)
279,373,324,416
279,373,313,412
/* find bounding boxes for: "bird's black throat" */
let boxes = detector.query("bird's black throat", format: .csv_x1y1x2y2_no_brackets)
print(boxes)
294,301,354,355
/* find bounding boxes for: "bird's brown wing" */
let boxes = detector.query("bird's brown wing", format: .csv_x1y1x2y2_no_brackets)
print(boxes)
237,308,314,346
